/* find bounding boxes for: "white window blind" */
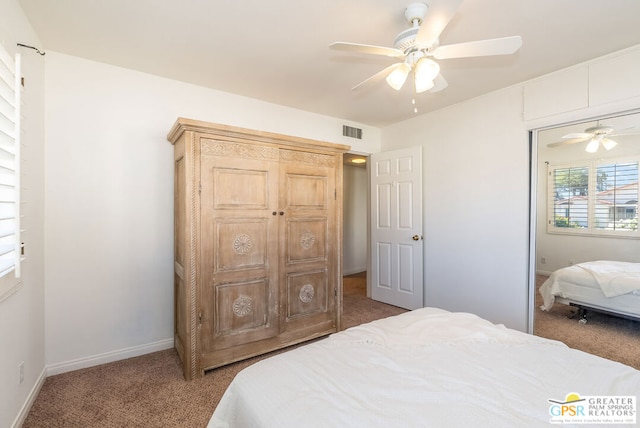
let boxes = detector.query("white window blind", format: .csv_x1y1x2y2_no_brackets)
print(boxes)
550,165,589,229
0,45,20,281
594,162,638,231
548,159,639,237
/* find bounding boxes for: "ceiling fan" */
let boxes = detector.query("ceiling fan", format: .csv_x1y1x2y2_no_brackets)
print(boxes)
329,1,522,94
547,124,638,153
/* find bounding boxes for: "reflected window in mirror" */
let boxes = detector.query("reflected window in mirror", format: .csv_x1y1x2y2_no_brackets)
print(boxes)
547,158,638,237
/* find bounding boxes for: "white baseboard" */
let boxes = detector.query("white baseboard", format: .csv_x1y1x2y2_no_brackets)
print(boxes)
46,338,174,376
536,269,553,276
11,366,46,428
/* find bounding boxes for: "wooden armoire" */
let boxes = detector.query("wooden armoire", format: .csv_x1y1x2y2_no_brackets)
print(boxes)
167,118,350,380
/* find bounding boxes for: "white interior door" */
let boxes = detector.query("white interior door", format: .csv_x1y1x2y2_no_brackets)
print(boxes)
370,146,423,310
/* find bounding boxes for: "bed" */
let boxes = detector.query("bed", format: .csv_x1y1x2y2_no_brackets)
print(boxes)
208,307,640,427
540,260,640,321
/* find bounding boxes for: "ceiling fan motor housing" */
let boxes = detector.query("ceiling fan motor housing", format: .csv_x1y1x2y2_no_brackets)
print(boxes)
394,27,420,51
396,3,435,53
585,125,614,135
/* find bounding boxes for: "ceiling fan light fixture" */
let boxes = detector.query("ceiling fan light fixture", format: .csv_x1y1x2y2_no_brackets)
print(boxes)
585,139,600,153
415,76,434,93
414,58,439,93
601,138,618,151
415,58,440,82
386,63,411,90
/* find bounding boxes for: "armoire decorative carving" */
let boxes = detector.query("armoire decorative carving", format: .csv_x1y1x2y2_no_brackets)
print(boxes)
167,118,350,380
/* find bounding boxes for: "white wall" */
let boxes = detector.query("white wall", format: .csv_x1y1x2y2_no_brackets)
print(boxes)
43,51,381,372
381,87,531,331
0,1,46,427
343,164,368,275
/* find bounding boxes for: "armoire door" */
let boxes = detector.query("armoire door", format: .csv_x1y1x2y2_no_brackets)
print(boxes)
279,149,338,333
199,140,280,352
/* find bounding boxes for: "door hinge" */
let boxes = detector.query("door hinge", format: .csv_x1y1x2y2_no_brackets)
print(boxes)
198,312,202,325
198,181,202,194
334,288,338,298
334,189,337,200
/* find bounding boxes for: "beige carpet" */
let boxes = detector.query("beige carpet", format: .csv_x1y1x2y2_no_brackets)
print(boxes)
23,273,639,427
534,274,640,369
23,273,406,428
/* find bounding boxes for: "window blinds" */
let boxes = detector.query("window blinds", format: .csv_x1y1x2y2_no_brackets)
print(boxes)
0,45,20,279
595,162,638,231
550,165,589,229
548,160,639,236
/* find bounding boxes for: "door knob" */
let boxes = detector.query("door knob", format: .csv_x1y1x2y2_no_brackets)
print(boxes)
412,235,421,241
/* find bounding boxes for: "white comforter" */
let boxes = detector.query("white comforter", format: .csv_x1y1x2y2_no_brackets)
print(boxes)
576,261,640,297
208,308,640,427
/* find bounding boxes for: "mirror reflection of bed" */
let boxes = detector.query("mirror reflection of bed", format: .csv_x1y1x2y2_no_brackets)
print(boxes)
534,111,640,369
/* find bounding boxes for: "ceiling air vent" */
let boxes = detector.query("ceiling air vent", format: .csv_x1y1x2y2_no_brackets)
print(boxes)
342,125,363,140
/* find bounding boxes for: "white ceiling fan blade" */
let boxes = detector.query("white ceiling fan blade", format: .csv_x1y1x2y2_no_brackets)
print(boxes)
414,0,463,48
429,73,448,93
433,36,522,59
562,132,592,139
547,137,590,148
351,63,405,91
329,42,404,58
611,128,640,137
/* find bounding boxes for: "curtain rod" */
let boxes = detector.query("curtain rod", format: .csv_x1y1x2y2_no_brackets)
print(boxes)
17,43,45,56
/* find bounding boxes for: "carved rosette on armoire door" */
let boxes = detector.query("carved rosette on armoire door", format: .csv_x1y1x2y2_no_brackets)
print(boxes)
167,118,349,380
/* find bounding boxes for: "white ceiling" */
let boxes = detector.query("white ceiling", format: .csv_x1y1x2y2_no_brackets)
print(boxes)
16,0,640,127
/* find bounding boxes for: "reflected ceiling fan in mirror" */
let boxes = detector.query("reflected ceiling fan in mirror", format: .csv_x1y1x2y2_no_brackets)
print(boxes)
547,124,640,153
329,1,522,95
